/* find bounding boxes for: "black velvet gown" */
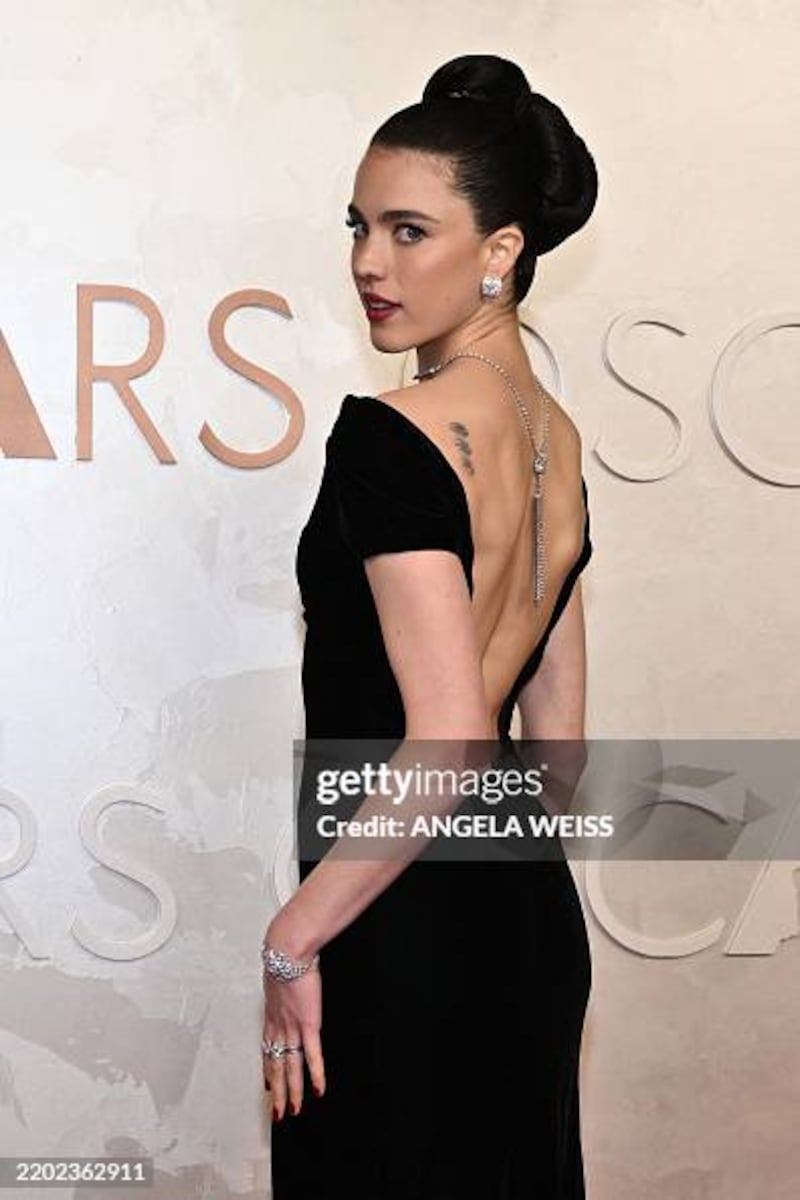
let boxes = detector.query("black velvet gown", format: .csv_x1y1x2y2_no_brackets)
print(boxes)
270,393,594,1199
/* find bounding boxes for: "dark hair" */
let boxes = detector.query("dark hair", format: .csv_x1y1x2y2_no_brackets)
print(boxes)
369,54,598,304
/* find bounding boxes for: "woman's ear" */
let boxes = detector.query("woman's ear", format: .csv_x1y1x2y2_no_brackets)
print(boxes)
484,222,525,276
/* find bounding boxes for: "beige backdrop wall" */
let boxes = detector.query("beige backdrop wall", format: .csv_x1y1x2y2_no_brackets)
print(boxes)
0,1,798,1198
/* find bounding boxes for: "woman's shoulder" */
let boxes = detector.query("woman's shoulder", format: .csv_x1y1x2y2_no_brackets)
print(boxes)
331,387,451,448
328,388,466,493
325,389,472,562
440,367,586,479
370,373,586,483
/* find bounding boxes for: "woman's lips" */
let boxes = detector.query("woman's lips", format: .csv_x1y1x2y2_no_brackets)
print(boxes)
366,303,401,322
364,301,402,322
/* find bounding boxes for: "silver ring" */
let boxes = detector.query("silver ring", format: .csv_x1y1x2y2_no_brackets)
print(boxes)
262,1038,303,1060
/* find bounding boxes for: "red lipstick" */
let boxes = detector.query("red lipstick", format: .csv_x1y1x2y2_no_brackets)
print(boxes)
362,292,402,322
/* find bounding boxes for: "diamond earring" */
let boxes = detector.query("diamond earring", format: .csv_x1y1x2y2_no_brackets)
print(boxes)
481,273,503,300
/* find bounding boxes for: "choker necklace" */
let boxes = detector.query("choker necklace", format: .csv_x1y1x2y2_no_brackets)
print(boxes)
412,343,551,604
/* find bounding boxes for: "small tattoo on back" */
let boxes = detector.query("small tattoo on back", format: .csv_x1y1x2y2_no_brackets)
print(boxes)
448,420,475,476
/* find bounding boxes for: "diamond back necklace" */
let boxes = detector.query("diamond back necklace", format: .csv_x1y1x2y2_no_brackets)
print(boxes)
412,344,551,604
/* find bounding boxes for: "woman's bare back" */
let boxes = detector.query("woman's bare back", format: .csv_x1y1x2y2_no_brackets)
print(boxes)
374,368,587,726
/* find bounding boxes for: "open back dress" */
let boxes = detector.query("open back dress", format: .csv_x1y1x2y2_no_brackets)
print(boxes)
270,392,594,1200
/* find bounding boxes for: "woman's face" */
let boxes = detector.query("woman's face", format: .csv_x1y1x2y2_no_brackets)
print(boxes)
347,145,490,352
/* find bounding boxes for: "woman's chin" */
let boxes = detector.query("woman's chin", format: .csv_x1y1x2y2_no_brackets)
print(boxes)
368,325,414,353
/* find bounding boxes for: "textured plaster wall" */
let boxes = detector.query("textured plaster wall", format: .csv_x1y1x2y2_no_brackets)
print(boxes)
0,1,798,1197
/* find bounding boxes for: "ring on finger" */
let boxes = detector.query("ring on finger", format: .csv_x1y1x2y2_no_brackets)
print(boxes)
262,1038,304,1060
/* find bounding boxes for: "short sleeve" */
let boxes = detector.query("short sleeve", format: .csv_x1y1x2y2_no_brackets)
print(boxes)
327,396,466,563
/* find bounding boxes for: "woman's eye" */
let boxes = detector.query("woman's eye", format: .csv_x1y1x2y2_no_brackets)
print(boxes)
397,224,425,243
344,218,425,244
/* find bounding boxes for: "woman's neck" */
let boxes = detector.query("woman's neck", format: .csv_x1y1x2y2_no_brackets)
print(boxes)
415,320,533,383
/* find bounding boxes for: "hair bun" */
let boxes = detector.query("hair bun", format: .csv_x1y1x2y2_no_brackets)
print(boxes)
422,56,597,254
422,54,529,112
513,89,598,255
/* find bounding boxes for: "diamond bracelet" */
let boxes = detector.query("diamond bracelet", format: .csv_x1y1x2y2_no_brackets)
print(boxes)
261,941,319,983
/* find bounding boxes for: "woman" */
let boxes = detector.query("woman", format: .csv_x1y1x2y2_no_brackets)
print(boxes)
263,53,598,1199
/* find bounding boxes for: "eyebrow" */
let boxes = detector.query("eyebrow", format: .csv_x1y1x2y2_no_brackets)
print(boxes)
347,202,441,224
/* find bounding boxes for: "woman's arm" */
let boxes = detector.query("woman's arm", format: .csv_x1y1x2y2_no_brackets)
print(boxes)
267,547,494,962
263,547,493,1117
518,579,588,740
516,580,589,815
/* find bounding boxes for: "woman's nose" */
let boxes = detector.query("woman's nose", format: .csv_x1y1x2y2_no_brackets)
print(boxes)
352,238,388,283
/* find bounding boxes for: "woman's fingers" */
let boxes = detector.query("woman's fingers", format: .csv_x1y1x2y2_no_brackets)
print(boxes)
263,1035,325,1119
284,1042,305,1114
269,1055,288,1121
301,1024,327,1098
263,1032,311,1119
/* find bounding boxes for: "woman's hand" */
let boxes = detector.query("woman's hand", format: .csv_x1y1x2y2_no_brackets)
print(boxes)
262,939,326,1121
